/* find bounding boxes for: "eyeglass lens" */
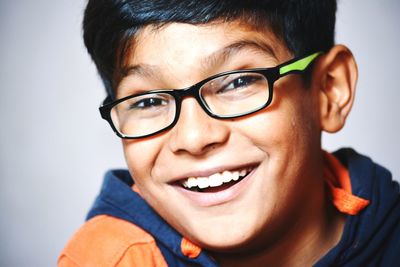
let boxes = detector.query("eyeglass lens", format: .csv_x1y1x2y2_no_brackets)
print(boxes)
110,72,270,137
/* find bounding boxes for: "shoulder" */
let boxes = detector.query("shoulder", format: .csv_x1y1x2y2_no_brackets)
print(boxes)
58,215,167,267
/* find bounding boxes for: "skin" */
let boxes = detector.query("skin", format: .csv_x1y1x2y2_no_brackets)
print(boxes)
116,21,358,266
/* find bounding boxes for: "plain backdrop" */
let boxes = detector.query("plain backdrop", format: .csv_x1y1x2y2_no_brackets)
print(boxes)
0,1,399,266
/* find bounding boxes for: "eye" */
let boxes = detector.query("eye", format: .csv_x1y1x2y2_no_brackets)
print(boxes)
217,74,263,94
129,96,169,110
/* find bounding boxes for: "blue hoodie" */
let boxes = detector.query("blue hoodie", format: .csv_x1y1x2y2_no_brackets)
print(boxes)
84,148,400,266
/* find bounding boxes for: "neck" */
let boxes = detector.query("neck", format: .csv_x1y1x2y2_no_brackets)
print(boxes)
212,181,346,267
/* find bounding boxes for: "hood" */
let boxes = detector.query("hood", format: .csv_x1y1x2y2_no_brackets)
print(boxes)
315,148,400,266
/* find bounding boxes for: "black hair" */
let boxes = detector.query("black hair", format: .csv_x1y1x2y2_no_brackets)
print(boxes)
83,0,337,97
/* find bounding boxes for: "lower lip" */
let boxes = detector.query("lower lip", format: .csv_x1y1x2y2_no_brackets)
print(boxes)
173,168,256,207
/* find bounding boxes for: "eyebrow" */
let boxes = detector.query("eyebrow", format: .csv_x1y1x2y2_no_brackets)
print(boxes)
120,38,277,80
202,39,277,71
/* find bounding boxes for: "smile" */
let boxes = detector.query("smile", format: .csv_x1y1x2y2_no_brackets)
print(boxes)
180,167,254,192
173,165,257,207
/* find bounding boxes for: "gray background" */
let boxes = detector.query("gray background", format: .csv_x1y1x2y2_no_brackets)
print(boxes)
0,1,398,266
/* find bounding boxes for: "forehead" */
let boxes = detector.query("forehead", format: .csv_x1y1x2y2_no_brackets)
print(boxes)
115,21,291,97
126,21,289,67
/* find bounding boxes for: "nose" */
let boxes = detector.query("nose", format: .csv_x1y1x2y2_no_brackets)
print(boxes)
168,98,230,156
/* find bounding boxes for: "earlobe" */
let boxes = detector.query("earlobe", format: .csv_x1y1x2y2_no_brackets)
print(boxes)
316,45,358,133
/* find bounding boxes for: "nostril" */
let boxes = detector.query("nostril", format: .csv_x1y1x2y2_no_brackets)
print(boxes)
204,143,218,153
169,127,229,156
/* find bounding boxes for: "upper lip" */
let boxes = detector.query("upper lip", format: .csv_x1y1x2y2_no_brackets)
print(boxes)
167,162,259,184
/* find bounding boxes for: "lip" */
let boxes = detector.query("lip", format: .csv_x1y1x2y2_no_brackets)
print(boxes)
172,166,257,207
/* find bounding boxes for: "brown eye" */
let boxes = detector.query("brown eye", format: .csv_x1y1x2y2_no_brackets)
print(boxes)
129,97,168,109
217,75,263,94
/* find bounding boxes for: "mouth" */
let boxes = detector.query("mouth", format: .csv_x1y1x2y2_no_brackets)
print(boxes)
179,166,255,193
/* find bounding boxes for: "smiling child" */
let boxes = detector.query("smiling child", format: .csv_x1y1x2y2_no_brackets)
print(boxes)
59,1,400,266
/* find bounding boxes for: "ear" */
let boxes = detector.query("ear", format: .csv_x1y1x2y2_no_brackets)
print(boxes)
313,45,358,133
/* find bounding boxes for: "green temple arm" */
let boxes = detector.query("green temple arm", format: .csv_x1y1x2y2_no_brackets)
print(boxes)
279,52,322,76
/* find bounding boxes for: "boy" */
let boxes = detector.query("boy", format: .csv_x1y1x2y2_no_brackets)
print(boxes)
59,1,400,266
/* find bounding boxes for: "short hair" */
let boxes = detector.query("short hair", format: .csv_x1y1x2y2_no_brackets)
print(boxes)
83,0,337,97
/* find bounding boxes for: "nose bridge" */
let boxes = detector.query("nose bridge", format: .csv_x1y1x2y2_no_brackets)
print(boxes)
173,81,212,118
175,82,204,106
168,93,229,155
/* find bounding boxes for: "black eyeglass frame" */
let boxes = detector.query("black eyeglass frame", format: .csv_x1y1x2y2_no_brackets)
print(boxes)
99,52,321,139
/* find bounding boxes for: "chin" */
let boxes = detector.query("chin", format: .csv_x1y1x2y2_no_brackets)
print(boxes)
180,213,264,252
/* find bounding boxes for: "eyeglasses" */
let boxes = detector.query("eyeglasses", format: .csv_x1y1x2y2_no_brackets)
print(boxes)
100,52,321,139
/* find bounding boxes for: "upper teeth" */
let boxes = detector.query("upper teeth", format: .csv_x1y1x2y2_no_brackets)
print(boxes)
181,168,252,189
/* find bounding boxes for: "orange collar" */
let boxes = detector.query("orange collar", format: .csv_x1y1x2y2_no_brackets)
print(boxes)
323,151,369,215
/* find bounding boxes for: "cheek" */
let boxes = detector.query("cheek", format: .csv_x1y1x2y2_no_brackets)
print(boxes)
235,106,305,153
122,138,178,214
243,86,319,153
232,89,320,195
122,138,164,187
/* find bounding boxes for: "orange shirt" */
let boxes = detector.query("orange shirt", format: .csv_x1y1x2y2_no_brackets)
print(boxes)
58,215,168,267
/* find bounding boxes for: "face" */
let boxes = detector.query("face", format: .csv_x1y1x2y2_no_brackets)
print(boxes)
117,22,324,251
